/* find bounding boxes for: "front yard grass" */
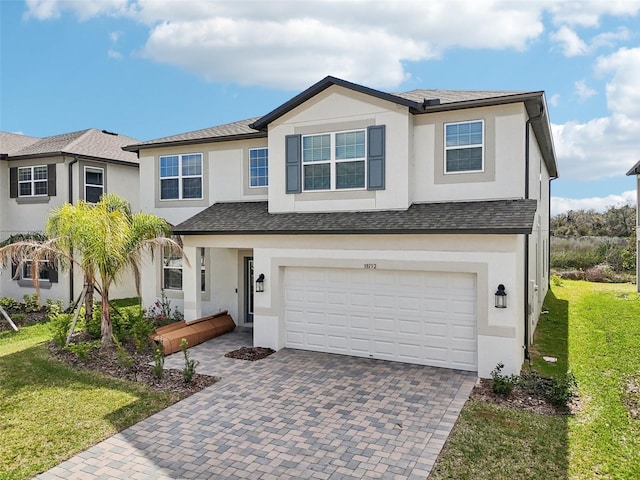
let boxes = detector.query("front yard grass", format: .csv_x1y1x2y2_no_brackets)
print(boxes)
0,313,180,480
432,280,640,480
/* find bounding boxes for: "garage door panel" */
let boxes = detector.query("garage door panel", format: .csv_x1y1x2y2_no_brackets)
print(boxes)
285,267,477,371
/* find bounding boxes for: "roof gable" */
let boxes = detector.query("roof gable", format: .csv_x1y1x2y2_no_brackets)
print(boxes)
626,159,640,176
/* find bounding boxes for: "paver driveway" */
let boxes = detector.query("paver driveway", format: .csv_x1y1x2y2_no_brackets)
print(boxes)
38,331,475,480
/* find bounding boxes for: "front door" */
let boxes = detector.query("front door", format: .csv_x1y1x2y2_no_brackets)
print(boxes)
244,257,254,324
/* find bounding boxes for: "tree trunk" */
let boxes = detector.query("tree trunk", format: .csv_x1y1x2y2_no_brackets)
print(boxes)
84,275,94,323
100,288,113,345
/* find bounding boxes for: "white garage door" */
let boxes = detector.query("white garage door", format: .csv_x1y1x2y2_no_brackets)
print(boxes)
284,267,477,371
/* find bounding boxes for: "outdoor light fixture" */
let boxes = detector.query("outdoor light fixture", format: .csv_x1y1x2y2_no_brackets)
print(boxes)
495,284,507,308
255,273,265,293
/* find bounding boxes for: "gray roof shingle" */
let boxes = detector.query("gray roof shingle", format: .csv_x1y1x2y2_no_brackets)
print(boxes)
626,159,640,176
0,132,40,155
173,199,538,235
2,129,139,164
394,89,525,104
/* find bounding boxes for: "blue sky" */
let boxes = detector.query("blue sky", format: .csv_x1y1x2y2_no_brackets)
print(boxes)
1,0,639,214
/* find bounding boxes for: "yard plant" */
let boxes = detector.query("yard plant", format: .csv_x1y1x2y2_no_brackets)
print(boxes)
432,280,640,479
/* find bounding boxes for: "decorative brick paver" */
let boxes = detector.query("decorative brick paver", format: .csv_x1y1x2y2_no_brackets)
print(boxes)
37,331,475,479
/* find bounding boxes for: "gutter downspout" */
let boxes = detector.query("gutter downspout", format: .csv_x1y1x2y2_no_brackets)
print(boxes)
68,156,78,305
524,103,544,361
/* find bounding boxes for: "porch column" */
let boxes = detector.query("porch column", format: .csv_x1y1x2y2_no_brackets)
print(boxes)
182,245,202,323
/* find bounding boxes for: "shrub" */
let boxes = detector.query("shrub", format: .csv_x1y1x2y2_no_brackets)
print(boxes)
64,340,100,361
46,298,64,316
130,315,155,353
145,291,184,327
491,362,518,396
22,294,41,313
519,370,578,408
113,336,134,372
152,345,164,380
50,313,73,348
584,263,616,283
0,297,21,312
181,338,199,383
551,274,563,287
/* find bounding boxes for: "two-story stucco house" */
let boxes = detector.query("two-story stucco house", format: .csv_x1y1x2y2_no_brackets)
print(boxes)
627,160,640,292
125,76,558,378
0,129,140,305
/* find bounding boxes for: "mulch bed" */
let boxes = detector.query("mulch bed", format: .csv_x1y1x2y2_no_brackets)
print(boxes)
471,378,572,416
224,346,275,361
48,333,219,397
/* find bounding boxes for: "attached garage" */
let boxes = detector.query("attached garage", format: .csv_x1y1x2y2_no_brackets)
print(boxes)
284,266,478,371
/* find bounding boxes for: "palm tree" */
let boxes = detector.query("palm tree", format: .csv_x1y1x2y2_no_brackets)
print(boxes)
0,194,183,345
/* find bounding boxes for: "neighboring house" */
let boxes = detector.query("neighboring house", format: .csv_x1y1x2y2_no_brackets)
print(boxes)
124,76,558,378
626,160,640,292
0,129,140,305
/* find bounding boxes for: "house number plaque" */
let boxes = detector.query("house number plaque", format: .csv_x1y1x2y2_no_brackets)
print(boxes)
363,263,377,269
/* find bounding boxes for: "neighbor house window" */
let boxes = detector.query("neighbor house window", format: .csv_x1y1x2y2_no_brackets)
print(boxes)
18,166,48,197
22,260,50,281
85,166,104,203
445,120,484,173
162,247,205,292
159,153,203,200
302,130,366,191
249,148,268,187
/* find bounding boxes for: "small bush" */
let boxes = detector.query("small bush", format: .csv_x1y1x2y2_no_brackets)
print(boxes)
145,291,184,327
50,313,73,348
10,313,27,324
519,370,578,408
0,297,21,312
152,345,164,379
130,315,155,353
46,298,64,316
491,362,519,396
114,337,134,372
22,294,41,313
181,338,199,383
551,274,563,287
64,341,100,361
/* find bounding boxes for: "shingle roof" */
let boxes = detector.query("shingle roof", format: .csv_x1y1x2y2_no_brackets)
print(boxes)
394,89,525,104
0,132,41,155
122,118,264,151
2,129,139,164
173,199,538,235
626,160,640,176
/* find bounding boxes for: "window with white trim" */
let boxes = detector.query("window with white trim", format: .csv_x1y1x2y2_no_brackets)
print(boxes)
249,148,268,188
302,130,366,191
444,120,484,173
85,166,104,203
159,154,203,200
22,260,50,280
162,247,206,291
18,166,48,197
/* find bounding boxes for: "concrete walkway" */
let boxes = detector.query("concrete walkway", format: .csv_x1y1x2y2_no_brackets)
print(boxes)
37,331,476,479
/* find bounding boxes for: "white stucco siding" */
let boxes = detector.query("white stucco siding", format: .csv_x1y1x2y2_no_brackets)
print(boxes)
267,86,412,213
412,103,526,203
138,138,268,226
170,233,527,378
104,163,140,212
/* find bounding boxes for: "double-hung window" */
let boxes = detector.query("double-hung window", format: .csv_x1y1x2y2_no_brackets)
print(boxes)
162,247,206,292
160,153,203,200
249,148,268,187
18,166,48,197
85,166,104,203
302,130,366,191
444,120,484,173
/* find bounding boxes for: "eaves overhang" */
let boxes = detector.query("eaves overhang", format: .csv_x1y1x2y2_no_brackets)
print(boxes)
122,131,267,153
6,152,139,167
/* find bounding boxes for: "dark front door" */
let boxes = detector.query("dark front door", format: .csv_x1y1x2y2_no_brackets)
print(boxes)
244,257,254,323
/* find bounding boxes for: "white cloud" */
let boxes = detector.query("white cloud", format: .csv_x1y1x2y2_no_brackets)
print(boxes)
550,26,588,56
25,0,131,20
548,1,640,27
109,31,122,43
107,49,123,60
551,190,636,216
548,93,560,107
552,47,640,181
574,80,597,101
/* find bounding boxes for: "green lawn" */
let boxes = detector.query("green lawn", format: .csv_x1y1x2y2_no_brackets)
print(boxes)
0,311,180,480
432,280,640,480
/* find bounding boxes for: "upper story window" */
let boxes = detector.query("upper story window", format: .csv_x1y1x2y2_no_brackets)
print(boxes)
160,153,203,200
445,120,484,173
85,166,104,203
249,148,268,188
302,130,366,191
18,166,48,197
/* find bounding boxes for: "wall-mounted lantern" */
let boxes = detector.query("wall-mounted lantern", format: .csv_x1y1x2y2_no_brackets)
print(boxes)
495,284,507,308
255,273,265,293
